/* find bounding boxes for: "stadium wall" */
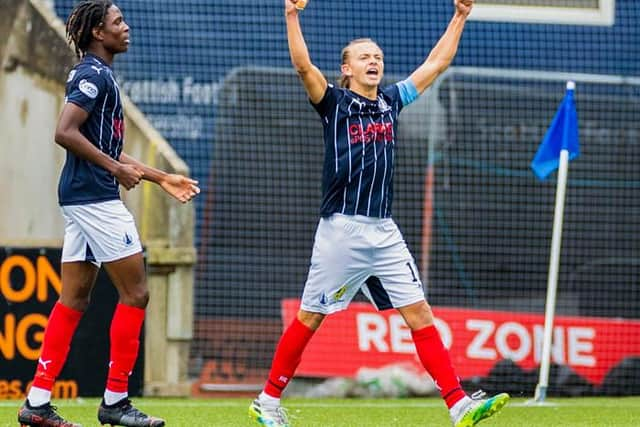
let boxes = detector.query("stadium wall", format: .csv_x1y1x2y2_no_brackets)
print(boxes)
0,0,196,397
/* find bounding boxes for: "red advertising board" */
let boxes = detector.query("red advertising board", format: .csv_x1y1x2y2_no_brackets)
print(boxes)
282,299,640,385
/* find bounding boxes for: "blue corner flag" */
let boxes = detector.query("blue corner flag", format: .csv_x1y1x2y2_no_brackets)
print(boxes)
531,82,580,180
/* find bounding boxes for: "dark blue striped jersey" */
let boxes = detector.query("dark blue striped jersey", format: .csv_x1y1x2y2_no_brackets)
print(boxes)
311,80,418,218
58,53,124,206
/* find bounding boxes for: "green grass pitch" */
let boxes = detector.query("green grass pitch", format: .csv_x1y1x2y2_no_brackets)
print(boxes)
3,397,640,426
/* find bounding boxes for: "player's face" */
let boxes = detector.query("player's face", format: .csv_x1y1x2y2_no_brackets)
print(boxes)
343,42,384,90
98,5,130,54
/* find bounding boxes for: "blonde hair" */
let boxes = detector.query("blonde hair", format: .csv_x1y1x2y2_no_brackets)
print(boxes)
339,38,379,88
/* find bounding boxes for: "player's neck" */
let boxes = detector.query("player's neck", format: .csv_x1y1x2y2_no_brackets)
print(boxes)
86,46,114,66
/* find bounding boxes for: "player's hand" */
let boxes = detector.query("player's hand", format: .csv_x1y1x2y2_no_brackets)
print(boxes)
160,174,200,203
285,0,300,16
114,163,143,190
455,0,473,17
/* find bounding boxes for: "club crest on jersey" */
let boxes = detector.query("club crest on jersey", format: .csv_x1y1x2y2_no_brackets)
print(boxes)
67,70,76,83
79,79,99,99
377,97,390,112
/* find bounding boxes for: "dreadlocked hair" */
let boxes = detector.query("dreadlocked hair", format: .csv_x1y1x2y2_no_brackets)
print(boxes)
66,0,113,58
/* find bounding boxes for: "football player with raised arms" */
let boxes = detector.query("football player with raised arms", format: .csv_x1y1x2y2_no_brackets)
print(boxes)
17,1,199,426
249,1,509,426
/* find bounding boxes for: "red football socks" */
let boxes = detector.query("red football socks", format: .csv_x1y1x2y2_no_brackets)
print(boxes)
106,303,145,393
263,317,315,398
32,302,83,391
412,324,467,408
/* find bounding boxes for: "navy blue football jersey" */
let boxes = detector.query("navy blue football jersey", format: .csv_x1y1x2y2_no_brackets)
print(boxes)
58,53,124,206
311,82,417,218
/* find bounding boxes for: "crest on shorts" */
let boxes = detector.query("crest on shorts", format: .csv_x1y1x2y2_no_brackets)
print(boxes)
320,293,328,305
123,232,134,246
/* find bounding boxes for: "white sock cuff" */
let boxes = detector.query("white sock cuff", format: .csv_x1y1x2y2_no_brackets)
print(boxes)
104,390,129,406
27,386,51,407
259,391,281,407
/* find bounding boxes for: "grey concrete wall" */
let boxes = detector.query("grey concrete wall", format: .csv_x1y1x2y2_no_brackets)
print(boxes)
0,0,195,396
0,0,75,244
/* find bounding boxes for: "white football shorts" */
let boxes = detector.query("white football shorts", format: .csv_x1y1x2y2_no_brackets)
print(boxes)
60,200,142,266
300,213,426,314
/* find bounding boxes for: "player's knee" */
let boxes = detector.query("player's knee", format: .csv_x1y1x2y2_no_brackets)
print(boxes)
422,301,433,316
131,289,149,308
297,310,325,330
60,295,91,312
120,286,149,308
399,300,434,330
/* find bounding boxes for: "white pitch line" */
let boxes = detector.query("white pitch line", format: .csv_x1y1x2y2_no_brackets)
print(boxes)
0,399,555,409
0,401,441,409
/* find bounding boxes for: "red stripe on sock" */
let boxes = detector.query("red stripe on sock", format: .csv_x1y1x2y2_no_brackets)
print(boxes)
32,302,83,391
106,304,145,393
412,325,467,408
264,318,315,398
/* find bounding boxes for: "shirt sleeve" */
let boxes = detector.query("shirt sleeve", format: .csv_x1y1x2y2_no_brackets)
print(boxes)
310,83,340,117
396,78,419,108
65,67,106,113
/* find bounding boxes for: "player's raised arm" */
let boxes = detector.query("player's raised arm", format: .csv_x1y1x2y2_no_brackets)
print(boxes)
408,0,473,94
285,0,327,104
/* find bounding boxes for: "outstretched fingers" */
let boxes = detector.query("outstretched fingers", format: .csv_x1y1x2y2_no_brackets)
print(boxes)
161,174,200,203
179,179,200,203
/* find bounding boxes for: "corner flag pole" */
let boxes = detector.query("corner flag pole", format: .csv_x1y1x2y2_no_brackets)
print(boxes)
533,81,578,403
534,148,569,402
